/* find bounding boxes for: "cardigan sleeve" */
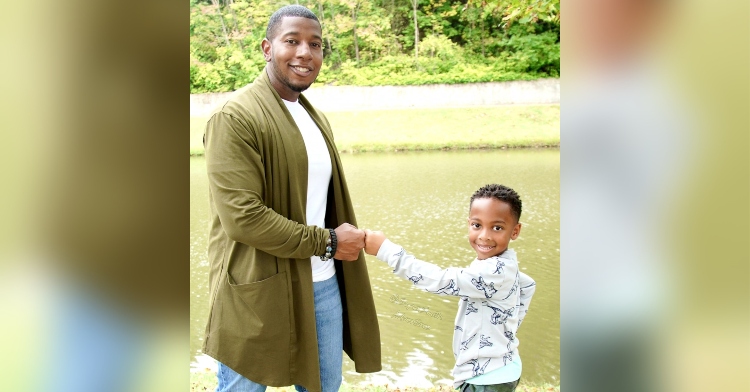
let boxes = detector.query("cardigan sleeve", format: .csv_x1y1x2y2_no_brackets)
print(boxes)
205,111,329,259
376,239,518,300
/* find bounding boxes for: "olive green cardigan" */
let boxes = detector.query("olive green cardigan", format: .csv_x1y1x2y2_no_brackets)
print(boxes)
202,69,381,391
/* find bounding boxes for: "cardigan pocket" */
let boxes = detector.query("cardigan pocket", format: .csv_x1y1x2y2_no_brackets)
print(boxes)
227,271,291,344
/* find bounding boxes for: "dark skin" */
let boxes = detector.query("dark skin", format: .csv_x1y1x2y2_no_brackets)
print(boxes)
333,223,365,261
261,16,324,102
364,198,521,260
262,16,365,260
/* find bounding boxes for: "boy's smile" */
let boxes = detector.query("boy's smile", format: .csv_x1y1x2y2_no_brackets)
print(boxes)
468,198,521,260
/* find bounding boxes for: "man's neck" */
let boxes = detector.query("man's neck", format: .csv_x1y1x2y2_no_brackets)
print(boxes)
265,68,301,102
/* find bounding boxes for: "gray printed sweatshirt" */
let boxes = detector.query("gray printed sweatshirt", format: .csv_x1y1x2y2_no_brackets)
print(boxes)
376,239,536,387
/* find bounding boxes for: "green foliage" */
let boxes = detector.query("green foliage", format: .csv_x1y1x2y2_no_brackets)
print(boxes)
190,0,560,93
492,25,560,76
314,52,544,87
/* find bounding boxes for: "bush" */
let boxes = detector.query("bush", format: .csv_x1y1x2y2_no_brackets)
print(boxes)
189,27,559,92
491,25,560,76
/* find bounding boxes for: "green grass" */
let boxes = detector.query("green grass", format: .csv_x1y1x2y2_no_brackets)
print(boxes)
189,105,559,156
190,371,560,392
190,116,210,156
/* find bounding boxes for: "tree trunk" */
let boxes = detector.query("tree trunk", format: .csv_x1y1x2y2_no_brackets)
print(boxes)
211,0,230,47
480,17,485,57
317,2,333,58
412,0,419,61
352,6,360,65
227,0,243,50
327,1,341,68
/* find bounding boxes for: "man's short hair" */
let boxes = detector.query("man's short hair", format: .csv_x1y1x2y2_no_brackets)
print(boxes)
470,184,523,222
266,5,320,40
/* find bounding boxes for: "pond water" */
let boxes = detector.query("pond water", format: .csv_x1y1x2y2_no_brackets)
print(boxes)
190,149,559,387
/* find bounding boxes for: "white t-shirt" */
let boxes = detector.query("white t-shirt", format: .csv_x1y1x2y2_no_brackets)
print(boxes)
282,99,335,282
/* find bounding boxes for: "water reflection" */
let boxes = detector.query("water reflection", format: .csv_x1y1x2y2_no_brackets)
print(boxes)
190,149,559,386
359,348,452,388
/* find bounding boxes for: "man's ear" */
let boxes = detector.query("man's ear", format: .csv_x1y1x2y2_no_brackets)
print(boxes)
261,38,271,62
510,223,522,240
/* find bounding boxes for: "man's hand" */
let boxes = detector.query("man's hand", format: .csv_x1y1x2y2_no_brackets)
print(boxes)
333,223,365,261
364,229,386,256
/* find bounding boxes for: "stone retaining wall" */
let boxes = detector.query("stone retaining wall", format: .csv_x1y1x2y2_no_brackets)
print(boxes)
190,78,559,116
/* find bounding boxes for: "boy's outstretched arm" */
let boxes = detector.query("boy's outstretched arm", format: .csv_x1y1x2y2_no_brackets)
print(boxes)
517,271,536,328
364,230,516,298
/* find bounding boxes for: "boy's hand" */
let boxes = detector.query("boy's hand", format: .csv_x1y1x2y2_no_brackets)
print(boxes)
363,229,386,256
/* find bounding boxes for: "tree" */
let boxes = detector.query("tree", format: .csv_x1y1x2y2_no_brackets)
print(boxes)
411,0,419,61
210,0,231,47
189,0,561,92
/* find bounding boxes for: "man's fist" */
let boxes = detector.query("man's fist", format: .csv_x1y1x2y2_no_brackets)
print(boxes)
333,223,365,261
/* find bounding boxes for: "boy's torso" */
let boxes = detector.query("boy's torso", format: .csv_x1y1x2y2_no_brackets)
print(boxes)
450,257,523,385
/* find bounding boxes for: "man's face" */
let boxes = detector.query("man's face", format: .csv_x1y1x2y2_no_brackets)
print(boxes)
467,198,521,260
261,16,323,101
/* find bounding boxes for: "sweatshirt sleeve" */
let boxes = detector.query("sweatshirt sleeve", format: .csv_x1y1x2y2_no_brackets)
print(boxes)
517,271,536,328
205,111,328,259
376,239,517,299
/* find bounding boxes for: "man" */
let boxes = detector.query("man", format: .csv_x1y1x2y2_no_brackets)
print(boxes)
202,5,381,392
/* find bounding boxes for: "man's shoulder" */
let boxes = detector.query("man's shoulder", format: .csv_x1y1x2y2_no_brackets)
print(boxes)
212,77,277,119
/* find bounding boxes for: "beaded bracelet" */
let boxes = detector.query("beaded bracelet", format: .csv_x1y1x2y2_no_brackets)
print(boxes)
320,228,337,261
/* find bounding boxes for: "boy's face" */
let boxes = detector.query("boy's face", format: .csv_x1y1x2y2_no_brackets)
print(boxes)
467,197,521,260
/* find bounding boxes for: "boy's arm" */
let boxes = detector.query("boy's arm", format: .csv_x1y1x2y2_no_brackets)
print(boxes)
517,271,536,328
365,231,515,298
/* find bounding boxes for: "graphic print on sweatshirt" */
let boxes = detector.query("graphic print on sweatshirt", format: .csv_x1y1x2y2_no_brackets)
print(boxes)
479,334,493,349
519,280,537,305
486,303,515,325
500,274,519,301
504,330,515,351
391,248,406,273
460,333,477,351
494,258,506,274
465,300,479,315
465,358,492,377
430,279,460,295
407,274,423,284
502,351,514,366
471,275,498,298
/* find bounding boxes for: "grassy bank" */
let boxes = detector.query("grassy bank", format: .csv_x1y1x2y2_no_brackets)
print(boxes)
189,105,559,156
190,371,560,392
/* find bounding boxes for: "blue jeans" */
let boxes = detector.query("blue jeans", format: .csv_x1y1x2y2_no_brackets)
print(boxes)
216,275,344,392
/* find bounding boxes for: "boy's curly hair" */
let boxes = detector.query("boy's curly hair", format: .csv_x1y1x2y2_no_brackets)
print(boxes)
470,184,522,222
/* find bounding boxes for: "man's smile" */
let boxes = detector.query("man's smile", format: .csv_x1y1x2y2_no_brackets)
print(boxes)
291,65,313,75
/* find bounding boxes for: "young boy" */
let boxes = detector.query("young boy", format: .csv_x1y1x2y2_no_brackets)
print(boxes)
364,184,536,392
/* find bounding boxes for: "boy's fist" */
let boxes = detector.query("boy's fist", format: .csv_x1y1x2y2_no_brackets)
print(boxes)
363,229,386,256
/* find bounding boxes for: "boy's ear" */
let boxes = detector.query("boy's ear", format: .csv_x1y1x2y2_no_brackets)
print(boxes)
510,223,522,240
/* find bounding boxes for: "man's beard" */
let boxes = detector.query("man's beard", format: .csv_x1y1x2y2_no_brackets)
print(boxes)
286,80,309,93
271,61,313,93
